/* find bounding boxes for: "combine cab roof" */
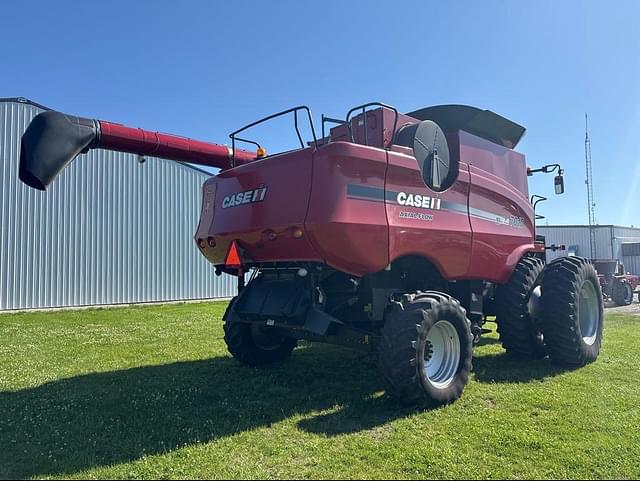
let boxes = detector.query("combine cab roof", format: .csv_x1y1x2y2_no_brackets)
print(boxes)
406,104,526,149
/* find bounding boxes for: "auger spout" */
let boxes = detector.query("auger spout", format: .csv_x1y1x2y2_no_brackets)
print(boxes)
19,110,256,190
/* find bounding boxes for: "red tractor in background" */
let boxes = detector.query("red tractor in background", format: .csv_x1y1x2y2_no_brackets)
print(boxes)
19,101,605,407
592,259,639,306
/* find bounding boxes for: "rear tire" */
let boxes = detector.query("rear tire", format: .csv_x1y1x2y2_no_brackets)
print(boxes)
612,280,633,306
378,291,473,407
223,299,297,366
539,257,604,365
495,256,546,359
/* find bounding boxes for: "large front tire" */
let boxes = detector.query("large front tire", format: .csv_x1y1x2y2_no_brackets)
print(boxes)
495,256,546,359
378,292,473,407
539,257,604,365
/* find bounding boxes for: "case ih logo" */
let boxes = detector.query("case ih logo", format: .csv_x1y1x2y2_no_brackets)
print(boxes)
222,185,268,209
396,192,442,210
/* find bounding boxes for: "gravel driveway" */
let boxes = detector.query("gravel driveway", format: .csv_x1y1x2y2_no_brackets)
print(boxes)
605,299,640,315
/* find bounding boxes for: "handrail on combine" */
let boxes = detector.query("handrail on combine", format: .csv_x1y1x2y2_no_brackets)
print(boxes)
321,114,348,144
229,106,318,167
345,102,399,149
530,194,548,220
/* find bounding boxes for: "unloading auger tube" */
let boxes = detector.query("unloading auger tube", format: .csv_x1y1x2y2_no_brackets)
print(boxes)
19,110,257,190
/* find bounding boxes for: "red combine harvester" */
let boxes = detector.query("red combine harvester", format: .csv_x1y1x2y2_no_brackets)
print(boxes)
19,102,604,406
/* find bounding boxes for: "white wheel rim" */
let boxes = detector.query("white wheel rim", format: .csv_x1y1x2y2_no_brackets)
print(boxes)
424,320,461,389
578,280,599,346
527,285,542,320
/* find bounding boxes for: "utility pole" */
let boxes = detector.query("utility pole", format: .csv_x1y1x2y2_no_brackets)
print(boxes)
585,113,597,258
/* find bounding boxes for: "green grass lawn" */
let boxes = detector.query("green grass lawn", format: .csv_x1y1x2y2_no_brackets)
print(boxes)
1,302,639,480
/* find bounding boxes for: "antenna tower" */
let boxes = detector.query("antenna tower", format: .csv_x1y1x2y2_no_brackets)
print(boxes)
585,113,597,258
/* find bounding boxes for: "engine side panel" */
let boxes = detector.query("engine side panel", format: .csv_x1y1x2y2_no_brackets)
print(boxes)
305,142,389,276
385,146,473,279
462,132,536,283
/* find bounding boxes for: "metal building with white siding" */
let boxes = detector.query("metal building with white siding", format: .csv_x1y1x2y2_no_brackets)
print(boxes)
0,97,236,310
537,224,640,275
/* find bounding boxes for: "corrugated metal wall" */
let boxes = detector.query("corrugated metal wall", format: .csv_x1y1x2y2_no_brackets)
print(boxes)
537,225,640,275
614,226,640,275
622,256,640,276
536,225,614,261
0,98,236,310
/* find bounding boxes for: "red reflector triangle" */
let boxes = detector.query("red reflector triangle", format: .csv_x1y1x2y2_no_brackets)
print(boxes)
225,240,242,267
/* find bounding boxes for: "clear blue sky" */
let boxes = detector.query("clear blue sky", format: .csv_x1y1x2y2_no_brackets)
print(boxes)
1,0,639,226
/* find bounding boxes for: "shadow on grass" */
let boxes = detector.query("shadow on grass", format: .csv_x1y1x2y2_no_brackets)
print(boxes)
473,352,576,384
0,344,581,478
0,345,410,479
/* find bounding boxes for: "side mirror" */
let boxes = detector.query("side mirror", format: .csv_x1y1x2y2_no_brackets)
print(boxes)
554,174,565,195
